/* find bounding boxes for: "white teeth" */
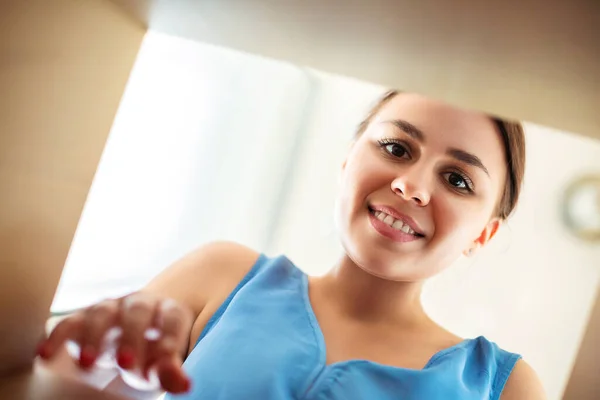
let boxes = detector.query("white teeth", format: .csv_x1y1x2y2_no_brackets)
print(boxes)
372,209,418,235
392,220,404,230
383,215,395,225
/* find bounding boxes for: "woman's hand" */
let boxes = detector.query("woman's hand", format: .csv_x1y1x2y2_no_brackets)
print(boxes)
37,293,194,394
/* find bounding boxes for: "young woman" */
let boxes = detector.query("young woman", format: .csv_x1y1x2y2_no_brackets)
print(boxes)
38,91,546,399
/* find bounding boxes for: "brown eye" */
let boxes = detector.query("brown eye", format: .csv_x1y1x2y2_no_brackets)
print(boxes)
377,138,412,160
380,142,410,159
442,172,474,193
386,144,408,158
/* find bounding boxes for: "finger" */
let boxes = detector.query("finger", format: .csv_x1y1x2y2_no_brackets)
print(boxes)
143,299,192,385
38,313,85,360
117,294,158,371
155,357,191,394
155,299,193,358
78,299,119,369
144,300,192,390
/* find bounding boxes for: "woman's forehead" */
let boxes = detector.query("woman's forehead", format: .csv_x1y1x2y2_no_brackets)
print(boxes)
372,93,495,135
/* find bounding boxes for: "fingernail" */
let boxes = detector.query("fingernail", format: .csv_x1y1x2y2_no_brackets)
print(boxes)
79,345,97,368
36,341,50,359
117,347,135,369
182,377,191,392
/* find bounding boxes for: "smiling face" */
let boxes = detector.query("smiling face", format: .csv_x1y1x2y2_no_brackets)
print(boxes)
335,93,508,281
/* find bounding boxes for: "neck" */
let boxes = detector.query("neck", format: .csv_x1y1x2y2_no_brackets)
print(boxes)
319,254,428,326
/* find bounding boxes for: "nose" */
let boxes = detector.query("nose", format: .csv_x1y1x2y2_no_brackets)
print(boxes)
391,171,431,206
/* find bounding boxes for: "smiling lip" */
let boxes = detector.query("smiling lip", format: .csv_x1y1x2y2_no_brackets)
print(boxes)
367,205,425,243
369,205,424,235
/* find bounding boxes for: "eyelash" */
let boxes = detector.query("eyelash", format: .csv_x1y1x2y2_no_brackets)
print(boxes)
377,138,411,160
376,137,475,194
442,170,475,193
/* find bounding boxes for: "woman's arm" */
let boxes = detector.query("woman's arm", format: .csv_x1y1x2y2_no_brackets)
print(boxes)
39,240,260,395
140,240,260,355
500,359,546,400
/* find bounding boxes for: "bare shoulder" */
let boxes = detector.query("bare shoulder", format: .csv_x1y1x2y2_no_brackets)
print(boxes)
500,359,546,400
142,241,260,315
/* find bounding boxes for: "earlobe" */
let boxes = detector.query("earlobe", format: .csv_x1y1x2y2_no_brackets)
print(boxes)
463,246,478,257
342,139,357,172
338,159,347,185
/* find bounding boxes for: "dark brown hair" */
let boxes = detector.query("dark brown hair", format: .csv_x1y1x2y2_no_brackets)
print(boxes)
355,90,526,220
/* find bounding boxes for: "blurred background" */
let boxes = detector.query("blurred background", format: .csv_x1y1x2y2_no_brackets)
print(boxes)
1,1,598,399
49,31,600,399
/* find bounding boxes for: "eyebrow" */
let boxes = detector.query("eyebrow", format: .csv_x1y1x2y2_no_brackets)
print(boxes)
385,119,425,142
447,148,489,176
384,119,489,176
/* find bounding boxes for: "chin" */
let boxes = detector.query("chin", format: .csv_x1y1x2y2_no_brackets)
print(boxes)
341,237,404,280
360,258,433,282
343,236,439,282
336,206,429,281
357,262,401,281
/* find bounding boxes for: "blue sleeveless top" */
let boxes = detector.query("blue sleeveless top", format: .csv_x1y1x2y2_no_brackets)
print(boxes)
166,254,521,400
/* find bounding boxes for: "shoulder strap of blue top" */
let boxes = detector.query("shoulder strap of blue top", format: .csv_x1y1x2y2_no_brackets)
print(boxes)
489,341,522,400
194,253,267,346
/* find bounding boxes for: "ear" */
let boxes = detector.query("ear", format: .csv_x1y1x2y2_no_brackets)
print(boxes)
340,139,358,177
338,158,348,186
463,217,502,257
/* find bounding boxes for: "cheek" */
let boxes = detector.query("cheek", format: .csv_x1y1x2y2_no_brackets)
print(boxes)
343,152,392,200
430,196,490,249
335,153,385,235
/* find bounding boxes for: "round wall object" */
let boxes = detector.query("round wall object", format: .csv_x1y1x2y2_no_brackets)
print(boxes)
562,174,600,242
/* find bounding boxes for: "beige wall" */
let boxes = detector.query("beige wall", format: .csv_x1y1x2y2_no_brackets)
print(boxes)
0,0,144,374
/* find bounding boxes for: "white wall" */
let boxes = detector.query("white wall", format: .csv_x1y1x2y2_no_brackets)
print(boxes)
52,31,600,399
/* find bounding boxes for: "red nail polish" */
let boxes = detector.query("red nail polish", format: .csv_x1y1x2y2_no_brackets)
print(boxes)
36,342,50,359
183,378,191,392
79,346,97,368
117,347,135,369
